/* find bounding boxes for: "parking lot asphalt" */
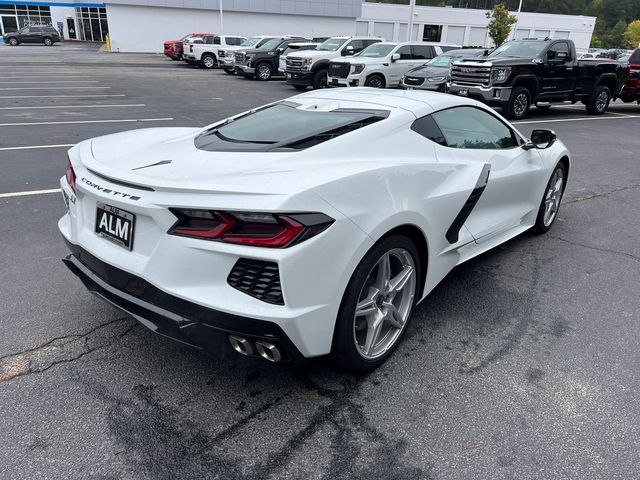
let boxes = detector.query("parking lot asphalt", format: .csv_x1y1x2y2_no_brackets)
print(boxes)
1,43,639,480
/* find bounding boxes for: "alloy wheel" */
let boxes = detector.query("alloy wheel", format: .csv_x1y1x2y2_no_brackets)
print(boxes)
543,167,564,227
513,93,529,116
258,65,271,80
353,248,416,360
596,90,609,112
368,76,383,88
203,55,215,68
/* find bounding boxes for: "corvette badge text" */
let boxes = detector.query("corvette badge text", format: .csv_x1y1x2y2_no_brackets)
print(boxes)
81,178,141,201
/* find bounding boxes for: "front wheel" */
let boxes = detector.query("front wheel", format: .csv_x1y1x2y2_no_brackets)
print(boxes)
532,162,566,234
9,38,18,46
585,85,611,115
43,37,53,46
331,235,420,372
505,87,531,120
292,85,307,91
201,54,216,69
312,68,328,89
365,74,386,88
256,62,272,81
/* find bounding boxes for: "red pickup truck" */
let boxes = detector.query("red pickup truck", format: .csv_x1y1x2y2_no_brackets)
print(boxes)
164,33,210,60
619,48,640,104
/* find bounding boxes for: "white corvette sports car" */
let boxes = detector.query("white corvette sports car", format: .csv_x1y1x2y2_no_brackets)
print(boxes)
59,88,569,371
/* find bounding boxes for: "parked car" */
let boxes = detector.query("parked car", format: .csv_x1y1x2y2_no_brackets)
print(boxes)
279,42,319,73
327,41,460,89
234,36,310,80
448,38,627,119
59,88,570,371
4,25,61,46
579,52,596,59
219,36,274,74
285,36,384,90
619,48,640,104
183,35,247,68
400,48,488,91
164,33,209,60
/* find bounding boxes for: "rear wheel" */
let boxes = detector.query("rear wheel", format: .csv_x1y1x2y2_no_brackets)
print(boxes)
532,162,566,234
292,85,307,91
43,37,53,46
312,68,328,89
9,38,18,46
505,87,531,120
585,85,611,115
365,74,386,88
256,62,272,81
331,235,420,372
201,54,216,69
223,67,234,74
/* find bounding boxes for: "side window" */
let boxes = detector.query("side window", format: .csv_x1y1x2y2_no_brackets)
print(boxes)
440,46,457,52
345,40,365,53
549,42,570,61
364,39,380,48
229,37,243,46
411,115,447,146
21,27,31,34
32,27,43,33
213,36,221,45
395,45,413,60
431,107,517,149
411,45,435,60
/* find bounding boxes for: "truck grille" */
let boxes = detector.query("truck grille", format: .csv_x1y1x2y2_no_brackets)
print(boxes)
286,56,303,71
451,64,491,87
234,52,245,63
328,62,350,79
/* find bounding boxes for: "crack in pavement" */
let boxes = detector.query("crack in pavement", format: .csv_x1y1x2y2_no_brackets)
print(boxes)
548,234,640,264
0,317,137,383
565,182,640,205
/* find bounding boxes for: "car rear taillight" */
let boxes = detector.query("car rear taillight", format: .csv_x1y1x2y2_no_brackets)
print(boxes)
168,209,333,248
65,159,76,193
190,44,194,53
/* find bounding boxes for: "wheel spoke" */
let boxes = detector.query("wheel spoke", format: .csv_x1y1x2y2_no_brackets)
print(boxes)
364,315,384,355
383,302,404,329
386,265,414,295
375,253,391,291
355,288,379,317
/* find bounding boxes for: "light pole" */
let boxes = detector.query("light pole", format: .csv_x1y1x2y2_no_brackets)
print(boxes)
512,0,523,40
407,0,416,41
219,0,224,35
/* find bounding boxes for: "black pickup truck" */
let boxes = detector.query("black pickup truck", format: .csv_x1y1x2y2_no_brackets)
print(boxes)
234,36,310,81
448,38,627,119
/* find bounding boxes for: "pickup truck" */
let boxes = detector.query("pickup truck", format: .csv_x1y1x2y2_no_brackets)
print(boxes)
164,33,210,61
183,35,247,69
448,38,627,119
234,36,309,80
285,36,383,90
619,48,640,104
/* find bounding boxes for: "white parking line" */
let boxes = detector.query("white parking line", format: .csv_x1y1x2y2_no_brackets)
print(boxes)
0,104,145,110
0,188,61,198
0,118,173,127
0,86,110,90
0,80,101,84
0,144,73,151
514,115,640,125
0,94,125,99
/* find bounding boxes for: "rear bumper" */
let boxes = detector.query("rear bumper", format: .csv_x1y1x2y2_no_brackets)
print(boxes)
62,240,305,362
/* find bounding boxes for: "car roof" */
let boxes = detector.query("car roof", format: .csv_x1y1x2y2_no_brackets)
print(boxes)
293,87,478,117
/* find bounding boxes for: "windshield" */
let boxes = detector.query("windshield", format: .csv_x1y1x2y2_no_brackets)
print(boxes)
242,37,263,47
215,104,370,143
258,38,282,50
357,44,396,58
318,38,347,51
426,55,454,67
489,41,548,58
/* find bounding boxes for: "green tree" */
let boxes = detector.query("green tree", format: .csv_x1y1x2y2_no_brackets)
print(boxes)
624,20,640,48
486,3,517,47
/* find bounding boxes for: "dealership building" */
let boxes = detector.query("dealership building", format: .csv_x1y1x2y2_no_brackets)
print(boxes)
0,0,595,53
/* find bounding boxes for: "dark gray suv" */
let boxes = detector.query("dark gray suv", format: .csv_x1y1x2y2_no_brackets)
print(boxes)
5,26,61,46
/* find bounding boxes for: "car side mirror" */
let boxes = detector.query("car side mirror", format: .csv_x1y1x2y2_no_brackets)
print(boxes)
276,48,283,54
342,45,354,56
391,53,401,62
524,129,557,150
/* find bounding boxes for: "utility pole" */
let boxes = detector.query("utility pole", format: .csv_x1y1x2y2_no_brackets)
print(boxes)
219,0,224,35
407,0,416,41
512,0,523,39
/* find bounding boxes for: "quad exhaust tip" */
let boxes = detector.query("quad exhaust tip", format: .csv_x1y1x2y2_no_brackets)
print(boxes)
227,335,282,363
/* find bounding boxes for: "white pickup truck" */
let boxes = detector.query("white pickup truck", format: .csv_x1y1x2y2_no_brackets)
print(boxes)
183,34,247,69
218,36,274,73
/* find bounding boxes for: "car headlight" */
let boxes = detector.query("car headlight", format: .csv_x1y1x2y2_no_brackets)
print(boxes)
302,58,312,70
427,76,446,82
352,64,365,74
491,67,512,84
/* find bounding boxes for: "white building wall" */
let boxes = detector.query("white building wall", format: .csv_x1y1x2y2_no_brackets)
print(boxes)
106,4,355,53
359,3,595,52
50,6,77,40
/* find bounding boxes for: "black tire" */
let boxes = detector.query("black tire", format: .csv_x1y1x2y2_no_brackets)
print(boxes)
312,68,328,89
223,67,234,75
331,235,421,372
505,87,531,120
585,85,611,115
364,74,386,88
201,53,216,69
43,37,53,46
292,85,307,91
9,38,18,46
256,62,272,81
532,162,567,234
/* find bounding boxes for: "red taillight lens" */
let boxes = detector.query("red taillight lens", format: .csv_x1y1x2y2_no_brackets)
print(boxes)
65,159,76,193
168,210,333,248
190,44,193,53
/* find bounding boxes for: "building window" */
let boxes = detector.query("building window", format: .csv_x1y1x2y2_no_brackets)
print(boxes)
423,25,442,42
0,4,54,35
74,7,108,42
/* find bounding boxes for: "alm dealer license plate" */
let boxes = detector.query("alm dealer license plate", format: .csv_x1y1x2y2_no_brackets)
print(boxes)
458,89,469,96
95,202,135,250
